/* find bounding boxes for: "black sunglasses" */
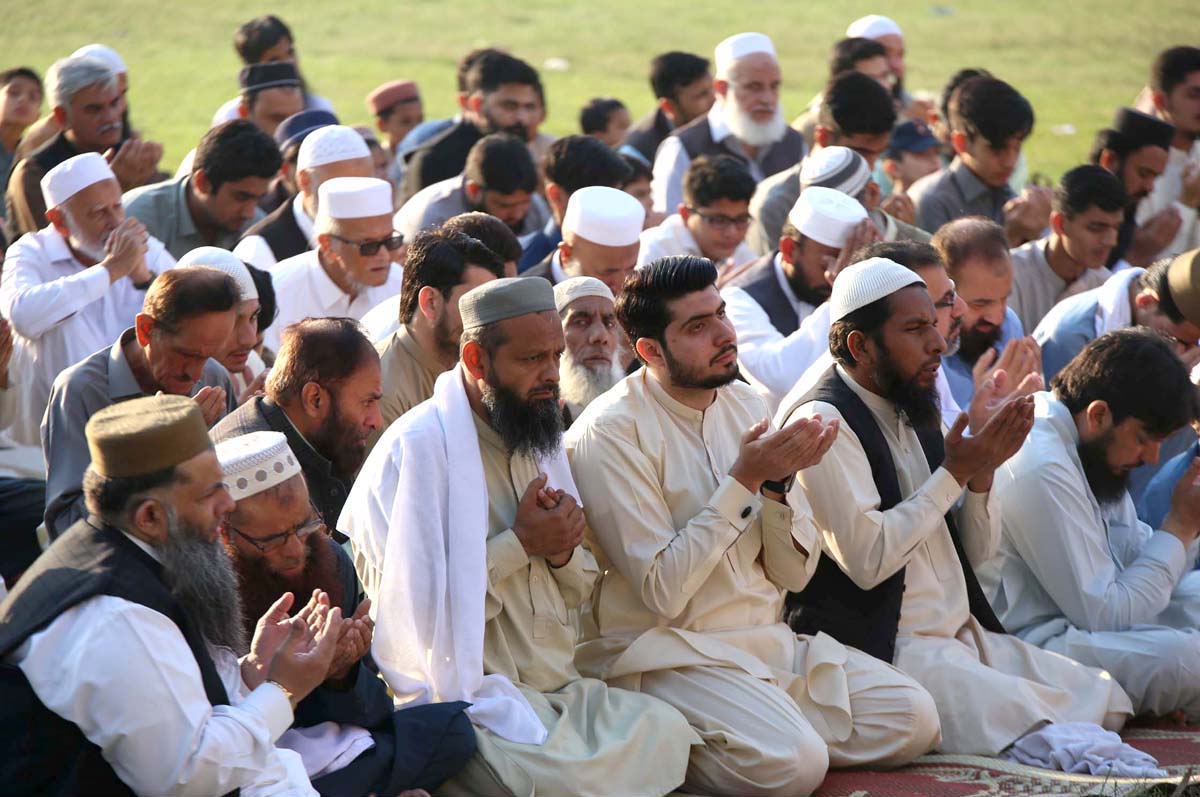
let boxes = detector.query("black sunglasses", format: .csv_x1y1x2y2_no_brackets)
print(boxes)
330,232,405,256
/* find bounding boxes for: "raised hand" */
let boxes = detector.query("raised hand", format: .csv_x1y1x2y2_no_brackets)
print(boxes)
327,599,374,682
1130,207,1183,266
944,395,1035,488
242,591,309,690
969,337,1043,432
192,385,227,427
513,473,586,566
827,219,883,284
879,191,916,226
236,369,269,406
102,218,149,281
730,415,840,494
106,136,163,190
1003,186,1053,246
266,603,344,705
1163,458,1200,547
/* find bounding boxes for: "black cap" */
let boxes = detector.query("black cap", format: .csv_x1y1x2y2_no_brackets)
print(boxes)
1112,107,1175,151
274,109,339,151
238,61,301,93
886,120,940,158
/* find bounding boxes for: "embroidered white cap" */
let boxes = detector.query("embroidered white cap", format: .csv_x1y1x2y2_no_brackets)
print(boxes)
714,32,777,79
40,152,116,209
846,15,903,40
799,146,872,198
215,431,302,501
70,44,127,74
298,124,371,171
829,257,925,323
786,186,868,249
177,247,259,301
562,186,644,247
554,276,614,313
317,177,393,221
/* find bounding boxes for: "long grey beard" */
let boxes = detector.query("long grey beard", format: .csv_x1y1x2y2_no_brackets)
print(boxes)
159,507,248,654
722,98,786,149
559,353,623,416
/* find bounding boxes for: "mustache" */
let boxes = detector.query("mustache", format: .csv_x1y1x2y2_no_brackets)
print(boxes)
710,344,737,364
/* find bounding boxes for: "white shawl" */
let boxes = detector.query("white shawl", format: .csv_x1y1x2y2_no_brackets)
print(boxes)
339,364,580,744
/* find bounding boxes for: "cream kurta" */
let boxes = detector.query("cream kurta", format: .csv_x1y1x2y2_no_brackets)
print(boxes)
566,371,939,797
783,365,1132,755
438,412,696,797
369,325,445,452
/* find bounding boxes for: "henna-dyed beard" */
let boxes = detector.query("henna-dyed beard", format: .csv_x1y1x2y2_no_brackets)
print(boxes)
226,531,346,643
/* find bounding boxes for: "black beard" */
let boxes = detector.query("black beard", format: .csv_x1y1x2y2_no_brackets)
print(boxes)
159,508,247,653
432,314,460,364
957,322,1002,365
873,344,942,429
482,371,564,460
308,396,367,479
785,262,832,307
482,111,529,142
663,342,740,390
1078,433,1130,506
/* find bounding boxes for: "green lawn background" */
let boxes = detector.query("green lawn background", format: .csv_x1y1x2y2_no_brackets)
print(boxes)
3,0,1191,180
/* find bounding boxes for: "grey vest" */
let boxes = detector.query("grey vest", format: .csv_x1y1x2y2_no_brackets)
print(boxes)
674,116,804,180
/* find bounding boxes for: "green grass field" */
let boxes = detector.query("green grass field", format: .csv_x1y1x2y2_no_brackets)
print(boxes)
3,0,1192,181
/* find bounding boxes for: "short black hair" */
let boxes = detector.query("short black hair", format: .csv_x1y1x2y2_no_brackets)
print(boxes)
853,240,943,272
650,51,710,102
939,68,991,130
0,66,42,92
829,294,894,366
829,37,887,77
83,464,180,526
818,71,896,138
1138,257,1187,324
543,135,632,194
442,212,523,264
143,267,238,334
457,48,505,92
932,217,1010,277
616,256,717,356
620,153,652,185
683,155,756,207
1088,127,1161,165
464,133,538,195
1054,165,1127,218
267,318,377,404
465,51,541,96
580,98,627,135
398,229,505,325
1151,46,1200,96
950,76,1034,149
246,264,276,335
234,15,293,65
1052,328,1199,437
194,119,282,191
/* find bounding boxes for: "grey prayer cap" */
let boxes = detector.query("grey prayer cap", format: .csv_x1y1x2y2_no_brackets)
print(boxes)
459,277,557,330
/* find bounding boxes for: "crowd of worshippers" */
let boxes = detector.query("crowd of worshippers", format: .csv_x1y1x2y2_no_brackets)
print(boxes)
2,9,1200,795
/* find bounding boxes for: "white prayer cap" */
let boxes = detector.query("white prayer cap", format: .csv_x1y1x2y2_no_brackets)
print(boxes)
787,186,868,250
714,32,777,79
562,186,645,247
829,257,925,323
177,247,259,301
554,276,614,313
297,124,371,171
40,152,116,209
215,431,302,502
800,147,872,198
70,44,127,74
846,15,904,40
317,177,394,222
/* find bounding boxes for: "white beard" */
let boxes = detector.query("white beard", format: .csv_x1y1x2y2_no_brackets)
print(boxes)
559,352,623,417
722,98,786,150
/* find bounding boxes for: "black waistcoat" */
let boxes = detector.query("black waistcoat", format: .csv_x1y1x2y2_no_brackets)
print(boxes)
673,116,804,180
723,252,799,335
241,196,311,263
0,519,237,797
784,367,1005,663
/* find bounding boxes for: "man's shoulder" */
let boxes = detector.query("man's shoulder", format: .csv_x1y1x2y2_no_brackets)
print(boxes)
241,197,293,238
271,251,316,283
3,226,57,264
566,375,644,442
209,396,270,441
723,252,775,289
753,165,800,213
908,167,950,204
122,177,177,211
52,345,112,395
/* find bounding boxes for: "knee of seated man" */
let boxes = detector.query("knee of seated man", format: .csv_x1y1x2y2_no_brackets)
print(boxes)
888,684,941,764
752,724,829,797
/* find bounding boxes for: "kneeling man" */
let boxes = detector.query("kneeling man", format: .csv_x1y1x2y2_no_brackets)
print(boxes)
339,277,696,796
567,256,939,797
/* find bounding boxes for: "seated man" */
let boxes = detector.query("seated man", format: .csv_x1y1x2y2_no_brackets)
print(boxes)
0,317,44,590
366,79,423,189
396,133,549,242
340,277,696,796
554,276,622,426
798,146,931,245
1,395,341,794
124,119,280,258
522,185,643,296
259,108,339,214
237,124,373,270
932,217,1032,408
619,50,713,168
985,329,1200,721
1008,165,1125,333
722,185,869,408
265,176,404,351
235,62,305,138
373,229,503,445
880,121,942,199
43,266,238,537
1,152,175,448
212,317,382,530
779,258,1133,757
567,256,939,796
215,431,476,796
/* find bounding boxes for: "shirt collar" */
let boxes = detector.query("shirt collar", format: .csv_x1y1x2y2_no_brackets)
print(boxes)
291,194,316,245
642,367,706,425
120,529,163,563
1096,267,1143,335
550,250,568,284
107,327,145,400
264,396,337,478
835,362,904,433
398,323,446,380
39,225,82,265
772,252,812,318
948,157,1009,204
707,102,733,144
304,251,352,311
174,175,199,238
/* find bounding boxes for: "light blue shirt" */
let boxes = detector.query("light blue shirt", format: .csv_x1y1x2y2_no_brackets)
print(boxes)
941,307,1024,408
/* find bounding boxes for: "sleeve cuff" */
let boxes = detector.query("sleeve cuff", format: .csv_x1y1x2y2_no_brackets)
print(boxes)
711,475,762,533
487,528,530,584
242,681,295,741
925,466,965,515
1144,530,1190,582
767,490,818,553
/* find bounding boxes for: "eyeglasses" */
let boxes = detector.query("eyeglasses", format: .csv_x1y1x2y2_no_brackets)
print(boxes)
933,279,958,310
329,232,405,256
224,505,326,554
686,208,753,232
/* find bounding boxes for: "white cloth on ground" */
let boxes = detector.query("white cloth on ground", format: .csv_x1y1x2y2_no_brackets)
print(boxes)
1002,722,1166,779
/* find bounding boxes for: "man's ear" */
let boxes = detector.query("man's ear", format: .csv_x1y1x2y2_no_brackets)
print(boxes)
1133,289,1160,313
634,336,665,370
134,313,154,347
1083,399,1112,435
557,239,573,264
461,339,487,380
130,497,168,541
45,207,68,236
300,381,325,418
192,168,212,198
657,97,679,126
951,131,968,156
713,78,730,100
1098,149,1120,174
297,168,312,194
1049,210,1066,237
814,126,832,149
846,329,874,366
1151,89,1168,115
237,100,249,119
417,284,444,322
779,235,797,263
677,204,691,222
546,182,568,217
464,180,482,204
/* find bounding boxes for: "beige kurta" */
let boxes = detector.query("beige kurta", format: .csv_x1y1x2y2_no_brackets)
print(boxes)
437,413,696,797
782,365,1132,755
369,325,445,452
565,371,939,797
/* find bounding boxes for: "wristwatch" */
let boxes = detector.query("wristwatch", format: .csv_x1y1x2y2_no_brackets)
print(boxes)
762,474,796,495
133,272,157,291
266,679,298,709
